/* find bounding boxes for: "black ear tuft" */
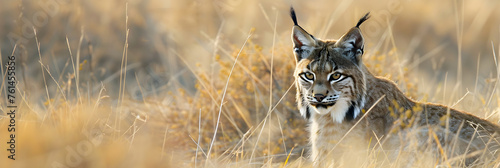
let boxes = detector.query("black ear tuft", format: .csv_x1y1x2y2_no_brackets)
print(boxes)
290,7,298,25
356,12,370,28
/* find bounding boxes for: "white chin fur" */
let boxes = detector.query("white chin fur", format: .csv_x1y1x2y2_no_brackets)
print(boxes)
311,100,350,123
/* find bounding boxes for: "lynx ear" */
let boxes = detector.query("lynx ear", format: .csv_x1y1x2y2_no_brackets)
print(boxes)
290,7,317,62
335,13,370,65
335,28,364,64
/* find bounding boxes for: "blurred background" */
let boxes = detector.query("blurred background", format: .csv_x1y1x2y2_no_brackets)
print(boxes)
0,0,500,167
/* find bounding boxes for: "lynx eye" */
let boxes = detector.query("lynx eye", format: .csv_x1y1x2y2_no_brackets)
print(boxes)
300,72,315,81
330,72,342,81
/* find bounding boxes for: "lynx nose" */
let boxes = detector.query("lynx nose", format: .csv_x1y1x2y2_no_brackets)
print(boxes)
314,94,326,102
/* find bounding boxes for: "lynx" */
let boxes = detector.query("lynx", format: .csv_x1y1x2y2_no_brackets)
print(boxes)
290,7,500,167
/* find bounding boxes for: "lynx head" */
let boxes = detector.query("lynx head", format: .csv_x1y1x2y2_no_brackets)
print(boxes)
290,7,370,123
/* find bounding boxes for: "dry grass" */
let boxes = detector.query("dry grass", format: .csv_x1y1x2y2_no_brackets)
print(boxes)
1,0,500,167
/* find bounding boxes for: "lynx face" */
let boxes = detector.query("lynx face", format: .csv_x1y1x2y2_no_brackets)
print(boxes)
291,8,370,123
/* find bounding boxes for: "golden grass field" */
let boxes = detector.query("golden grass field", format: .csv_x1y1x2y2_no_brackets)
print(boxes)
1,0,500,167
